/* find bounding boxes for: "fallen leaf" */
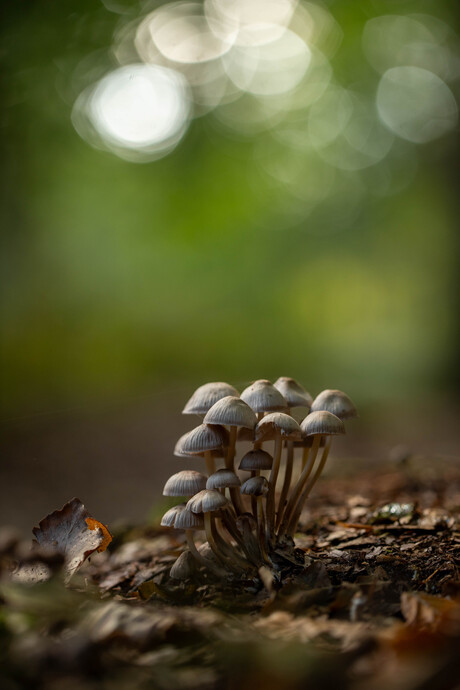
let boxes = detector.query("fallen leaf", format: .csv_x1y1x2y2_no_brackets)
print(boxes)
31,498,112,580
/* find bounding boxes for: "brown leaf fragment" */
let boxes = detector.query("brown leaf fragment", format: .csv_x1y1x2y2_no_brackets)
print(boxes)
32,498,112,580
401,592,460,633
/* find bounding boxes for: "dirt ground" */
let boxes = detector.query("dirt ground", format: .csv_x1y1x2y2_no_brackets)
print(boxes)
1,453,459,690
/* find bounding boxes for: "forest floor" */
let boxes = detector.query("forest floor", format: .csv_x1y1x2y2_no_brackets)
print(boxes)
1,455,459,690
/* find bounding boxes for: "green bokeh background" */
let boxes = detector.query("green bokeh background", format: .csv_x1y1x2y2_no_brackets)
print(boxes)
2,1,460,418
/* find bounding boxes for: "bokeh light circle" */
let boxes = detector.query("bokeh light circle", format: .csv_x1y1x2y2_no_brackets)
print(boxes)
72,63,191,161
376,66,458,143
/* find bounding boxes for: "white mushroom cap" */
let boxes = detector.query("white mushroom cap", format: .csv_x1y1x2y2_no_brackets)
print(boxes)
255,412,302,441
163,470,208,497
183,382,239,415
274,377,313,409
300,410,345,436
311,389,357,420
241,476,269,497
187,489,230,514
160,503,186,527
174,424,229,456
239,449,273,471
203,396,257,429
240,379,288,413
174,508,205,530
206,469,241,490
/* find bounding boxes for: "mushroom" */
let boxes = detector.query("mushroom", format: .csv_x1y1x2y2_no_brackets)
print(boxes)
187,489,232,566
273,377,313,530
162,470,208,498
204,396,256,514
280,411,345,538
239,448,273,519
174,424,229,475
310,389,358,420
174,507,225,576
160,503,186,527
183,382,239,416
206,468,241,492
273,377,313,409
170,550,196,581
240,379,288,415
241,476,270,564
255,412,302,542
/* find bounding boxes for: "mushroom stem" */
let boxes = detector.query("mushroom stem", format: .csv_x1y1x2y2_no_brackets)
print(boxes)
253,412,264,450
277,435,321,538
204,450,216,476
301,445,310,471
225,426,245,514
185,530,225,577
257,497,271,565
222,509,259,567
275,439,294,530
250,470,259,521
211,519,249,572
265,433,282,542
225,426,237,470
204,513,228,566
287,437,332,537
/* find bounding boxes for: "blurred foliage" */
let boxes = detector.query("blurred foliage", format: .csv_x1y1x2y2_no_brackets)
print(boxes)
1,0,459,417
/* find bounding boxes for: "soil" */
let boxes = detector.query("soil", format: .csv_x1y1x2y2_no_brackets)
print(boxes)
1,455,459,690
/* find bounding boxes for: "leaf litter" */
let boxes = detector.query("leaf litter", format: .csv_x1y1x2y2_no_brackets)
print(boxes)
0,459,459,690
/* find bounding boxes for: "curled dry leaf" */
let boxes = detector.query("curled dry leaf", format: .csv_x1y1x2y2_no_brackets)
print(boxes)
31,497,112,580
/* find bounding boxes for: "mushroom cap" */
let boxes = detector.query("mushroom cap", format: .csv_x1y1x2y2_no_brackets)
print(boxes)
163,470,208,497
203,396,257,429
160,503,186,527
241,476,269,497
240,379,288,413
187,489,230,514
174,507,205,530
311,389,358,420
300,410,345,437
274,377,313,409
255,412,302,441
206,468,241,490
174,424,229,457
170,550,196,580
183,382,239,415
239,449,273,471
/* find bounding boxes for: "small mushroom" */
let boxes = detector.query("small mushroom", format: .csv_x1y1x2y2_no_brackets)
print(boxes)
174,424,229,475
187,489,231,565
255,412,302,541
239,448,273,521
160,503,186,527
280,411,345,538
183,382,239,416
204,396,256,513
174,507,224,576
273,377,313,530
206,468,241,491
273,377,313,409
310,389,358,420
170,550,196,581
239,449,273,473
163,470,208,497
240,379,288,414
241,476,270,563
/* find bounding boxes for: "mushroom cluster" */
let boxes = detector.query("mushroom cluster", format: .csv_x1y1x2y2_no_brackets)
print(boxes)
161,379,357,580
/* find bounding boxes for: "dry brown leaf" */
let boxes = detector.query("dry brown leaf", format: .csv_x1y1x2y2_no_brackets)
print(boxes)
32,498,112,579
